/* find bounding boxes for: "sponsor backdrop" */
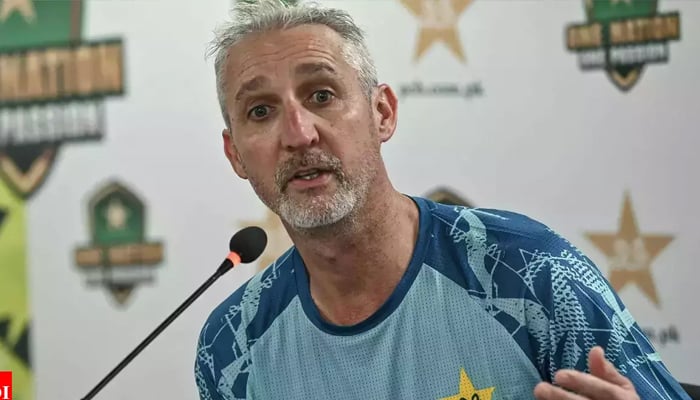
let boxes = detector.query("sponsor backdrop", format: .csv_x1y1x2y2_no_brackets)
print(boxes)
0,0,696,399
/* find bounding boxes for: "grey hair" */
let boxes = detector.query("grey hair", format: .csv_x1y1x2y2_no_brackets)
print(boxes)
206,0,379,129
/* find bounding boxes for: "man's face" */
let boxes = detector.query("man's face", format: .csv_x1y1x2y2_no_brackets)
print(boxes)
221,24,397,230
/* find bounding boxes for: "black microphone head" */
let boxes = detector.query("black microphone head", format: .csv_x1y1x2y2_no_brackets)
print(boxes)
229,226,267,263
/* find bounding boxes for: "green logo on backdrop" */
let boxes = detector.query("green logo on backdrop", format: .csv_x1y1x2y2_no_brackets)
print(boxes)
0,1,126,397
0,0,125,199
565,0,680,91
74,181,164,306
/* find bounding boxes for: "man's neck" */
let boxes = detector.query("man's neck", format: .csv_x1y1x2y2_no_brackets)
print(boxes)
287,189,420,327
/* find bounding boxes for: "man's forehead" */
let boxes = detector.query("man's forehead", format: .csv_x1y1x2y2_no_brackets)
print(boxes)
226,25,346,74
224,27,352,99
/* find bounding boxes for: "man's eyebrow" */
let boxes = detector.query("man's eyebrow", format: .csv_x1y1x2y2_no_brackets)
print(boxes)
294,62,338,77
234,76,269,102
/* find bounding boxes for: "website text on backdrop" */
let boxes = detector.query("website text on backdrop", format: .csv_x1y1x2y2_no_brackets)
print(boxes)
194,1,691,399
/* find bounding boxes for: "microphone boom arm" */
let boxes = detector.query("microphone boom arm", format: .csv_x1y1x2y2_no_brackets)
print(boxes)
79,225,267,399
80,257,233,400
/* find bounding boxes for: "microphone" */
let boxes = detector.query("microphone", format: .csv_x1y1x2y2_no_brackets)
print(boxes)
80,226,268,400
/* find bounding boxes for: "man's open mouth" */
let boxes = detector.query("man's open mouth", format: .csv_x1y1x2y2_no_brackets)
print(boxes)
293,168,324,180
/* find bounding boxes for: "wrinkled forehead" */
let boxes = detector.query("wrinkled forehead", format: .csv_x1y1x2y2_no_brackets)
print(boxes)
223,25,354,97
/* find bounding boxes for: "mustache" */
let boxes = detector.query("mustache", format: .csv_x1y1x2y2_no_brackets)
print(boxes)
275,151,344,190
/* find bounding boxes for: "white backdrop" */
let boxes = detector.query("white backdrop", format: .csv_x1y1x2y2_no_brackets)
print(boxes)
2,0,697,399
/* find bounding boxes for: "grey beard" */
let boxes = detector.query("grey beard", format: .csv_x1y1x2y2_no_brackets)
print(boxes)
277,180,359,230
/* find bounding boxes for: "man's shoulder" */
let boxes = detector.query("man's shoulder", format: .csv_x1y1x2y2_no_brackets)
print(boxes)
419,196,596,290
420,196,560,247
194,248,299,398
197,247,299,349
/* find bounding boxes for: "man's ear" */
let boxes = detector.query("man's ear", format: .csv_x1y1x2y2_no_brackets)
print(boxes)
373,84,398,143
222,128,248,179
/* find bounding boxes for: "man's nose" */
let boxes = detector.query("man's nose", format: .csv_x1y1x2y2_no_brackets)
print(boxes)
280,101,319,151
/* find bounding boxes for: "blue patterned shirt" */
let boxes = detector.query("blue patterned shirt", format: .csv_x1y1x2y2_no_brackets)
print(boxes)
194,196,689,399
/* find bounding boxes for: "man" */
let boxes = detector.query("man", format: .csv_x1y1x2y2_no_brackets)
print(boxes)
195,1,691,399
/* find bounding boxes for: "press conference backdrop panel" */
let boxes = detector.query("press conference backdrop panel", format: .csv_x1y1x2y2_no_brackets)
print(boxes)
0,0,697,399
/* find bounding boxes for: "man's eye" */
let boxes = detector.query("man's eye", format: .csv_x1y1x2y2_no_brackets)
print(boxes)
312,90,333,103
247,105,271,120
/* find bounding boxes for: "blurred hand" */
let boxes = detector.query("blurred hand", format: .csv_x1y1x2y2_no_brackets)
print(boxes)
533,346,640,400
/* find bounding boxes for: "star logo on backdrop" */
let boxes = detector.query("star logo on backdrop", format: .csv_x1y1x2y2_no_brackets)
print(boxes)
439,367,495,400
105,198,129,231
400,0,473,62
239,209,293,272
0,0,36,23
585,192,674,307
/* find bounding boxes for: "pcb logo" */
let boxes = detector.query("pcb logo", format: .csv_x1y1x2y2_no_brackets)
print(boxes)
397,0,484,101
565,0,680,91
74,181,164,306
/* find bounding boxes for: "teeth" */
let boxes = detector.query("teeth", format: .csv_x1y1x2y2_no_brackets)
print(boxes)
295,169,321,180
298,172,320,180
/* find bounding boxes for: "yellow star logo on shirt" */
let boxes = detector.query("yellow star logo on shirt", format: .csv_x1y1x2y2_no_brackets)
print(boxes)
400,0,474,63
439,368,495,400
585,192,674,307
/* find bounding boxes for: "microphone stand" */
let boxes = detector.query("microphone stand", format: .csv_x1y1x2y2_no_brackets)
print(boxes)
80,258,234,400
